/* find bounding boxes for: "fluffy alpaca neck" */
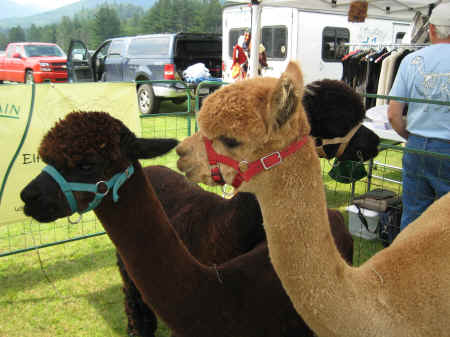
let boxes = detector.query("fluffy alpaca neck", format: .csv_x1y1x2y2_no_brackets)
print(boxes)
94,162,222,334
250,139,367,336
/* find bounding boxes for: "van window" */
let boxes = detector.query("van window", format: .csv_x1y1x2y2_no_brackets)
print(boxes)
322,27,350,62
228,28,249,56
96,41,111,59
128,37,171,57
176,39,221,57
262,26,287,59
108,40,125,56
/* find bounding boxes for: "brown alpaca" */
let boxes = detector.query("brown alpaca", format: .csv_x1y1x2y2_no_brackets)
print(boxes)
176,62,450,337
20,111,315,337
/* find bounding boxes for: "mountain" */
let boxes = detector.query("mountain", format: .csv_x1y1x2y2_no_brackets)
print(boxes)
0,0,157,30
0,0,45,19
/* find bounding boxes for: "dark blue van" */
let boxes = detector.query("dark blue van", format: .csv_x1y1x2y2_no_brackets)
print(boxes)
68,33,222,114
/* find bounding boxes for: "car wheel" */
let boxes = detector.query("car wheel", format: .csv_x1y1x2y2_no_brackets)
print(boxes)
137,84,160,114
171,97,187,105
25,70,34,84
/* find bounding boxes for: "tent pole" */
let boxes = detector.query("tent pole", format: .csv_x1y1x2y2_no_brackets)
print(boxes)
248,2,262,78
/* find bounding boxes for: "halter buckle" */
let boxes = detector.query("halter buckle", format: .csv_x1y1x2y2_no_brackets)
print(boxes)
261,152,282,170
95,181,109,196
221,184,235,198
238,160,249,172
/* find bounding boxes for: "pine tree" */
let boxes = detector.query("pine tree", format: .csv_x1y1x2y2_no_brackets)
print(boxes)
8,26,26,42
91,5,122,46
5,1,223,49
56,16,74,50
26,24,42,42
40,24,57,43
0,31,8,49
202,0,222,33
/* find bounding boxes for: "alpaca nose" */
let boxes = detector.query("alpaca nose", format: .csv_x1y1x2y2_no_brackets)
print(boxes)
176,142,189,157
20,184,41,203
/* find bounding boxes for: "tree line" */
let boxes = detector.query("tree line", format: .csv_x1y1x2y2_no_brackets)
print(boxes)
0,0,222,51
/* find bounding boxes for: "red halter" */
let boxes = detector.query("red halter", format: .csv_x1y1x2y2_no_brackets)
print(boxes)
203,135,309,188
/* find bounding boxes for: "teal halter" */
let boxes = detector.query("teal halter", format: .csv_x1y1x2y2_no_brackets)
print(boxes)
42,164,134,218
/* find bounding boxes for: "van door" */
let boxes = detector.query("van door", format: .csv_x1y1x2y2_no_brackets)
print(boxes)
67,40,93,82
104,39,126,81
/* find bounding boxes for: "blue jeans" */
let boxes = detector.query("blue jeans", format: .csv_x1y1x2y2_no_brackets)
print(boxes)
401,134,450,230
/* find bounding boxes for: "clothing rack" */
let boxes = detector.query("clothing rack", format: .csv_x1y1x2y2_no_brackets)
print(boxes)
341,43,429,110
343,43,429,49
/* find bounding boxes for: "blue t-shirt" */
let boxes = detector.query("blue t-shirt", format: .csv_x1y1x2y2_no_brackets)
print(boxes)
389,43,450,140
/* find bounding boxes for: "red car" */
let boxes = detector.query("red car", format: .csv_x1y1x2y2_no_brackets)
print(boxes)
0,42,67,84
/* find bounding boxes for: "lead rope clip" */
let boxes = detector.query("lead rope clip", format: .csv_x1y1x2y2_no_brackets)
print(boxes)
221,184,235,199
68,212,82,225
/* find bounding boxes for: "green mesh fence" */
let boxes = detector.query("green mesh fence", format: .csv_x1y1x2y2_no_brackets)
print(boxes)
0,111,196,258
0,86,449,270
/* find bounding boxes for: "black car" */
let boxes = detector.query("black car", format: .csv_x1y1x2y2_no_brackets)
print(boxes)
67,33,222,114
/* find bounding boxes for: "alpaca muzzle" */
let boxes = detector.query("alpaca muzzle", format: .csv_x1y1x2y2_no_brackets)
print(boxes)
314,123,362,159
203,135,309,189
42,164,134,223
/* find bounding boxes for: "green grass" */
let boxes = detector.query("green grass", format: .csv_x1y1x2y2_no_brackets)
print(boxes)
0,100,406,336
1,235,124,337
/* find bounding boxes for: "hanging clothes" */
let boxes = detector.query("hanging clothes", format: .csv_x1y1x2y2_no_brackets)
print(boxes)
376,50,402,106
365,48,388,108
376,49,414,106
342,45,422,109
342,50,371,92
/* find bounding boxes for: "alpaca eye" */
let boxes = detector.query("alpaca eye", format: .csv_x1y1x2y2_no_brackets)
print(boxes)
219,136,241,149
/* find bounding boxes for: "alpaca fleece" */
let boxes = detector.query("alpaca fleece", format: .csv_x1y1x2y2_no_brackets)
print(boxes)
118,165,353,337
176,61,450,337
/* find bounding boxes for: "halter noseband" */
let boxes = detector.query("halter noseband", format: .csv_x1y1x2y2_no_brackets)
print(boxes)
203,135,309,189
314,123,362,159
43,164,134,222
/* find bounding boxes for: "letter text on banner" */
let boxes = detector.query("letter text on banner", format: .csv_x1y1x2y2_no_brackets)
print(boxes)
0,82,140,225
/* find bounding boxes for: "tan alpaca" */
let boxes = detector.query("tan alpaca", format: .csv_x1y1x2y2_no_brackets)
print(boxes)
176,61,450,337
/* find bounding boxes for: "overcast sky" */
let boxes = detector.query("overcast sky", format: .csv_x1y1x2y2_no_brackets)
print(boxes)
11,0,81,10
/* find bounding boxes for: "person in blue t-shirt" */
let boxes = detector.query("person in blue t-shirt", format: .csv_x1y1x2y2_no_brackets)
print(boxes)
388,2,450,231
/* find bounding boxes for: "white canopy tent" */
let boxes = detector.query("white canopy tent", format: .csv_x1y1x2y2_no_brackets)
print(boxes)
224,0,448,77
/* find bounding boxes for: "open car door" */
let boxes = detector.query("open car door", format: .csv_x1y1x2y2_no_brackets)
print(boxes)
67,40,94,82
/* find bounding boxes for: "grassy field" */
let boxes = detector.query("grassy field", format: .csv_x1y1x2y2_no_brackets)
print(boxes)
0,100,404,337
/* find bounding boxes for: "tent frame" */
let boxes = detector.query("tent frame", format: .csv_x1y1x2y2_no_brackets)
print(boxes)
225,0,445,77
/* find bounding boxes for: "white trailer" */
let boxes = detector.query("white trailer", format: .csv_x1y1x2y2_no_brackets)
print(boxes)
222,0,445,83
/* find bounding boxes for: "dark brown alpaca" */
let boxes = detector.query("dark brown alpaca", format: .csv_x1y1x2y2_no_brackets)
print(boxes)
21,111,316,337
120,166,353,336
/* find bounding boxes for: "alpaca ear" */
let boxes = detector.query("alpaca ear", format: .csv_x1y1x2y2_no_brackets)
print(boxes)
269,61,304,129
127,138,179,160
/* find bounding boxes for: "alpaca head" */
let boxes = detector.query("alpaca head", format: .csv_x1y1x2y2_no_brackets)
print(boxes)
20,111,178,223
177,61,310,189
302,79,379,162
